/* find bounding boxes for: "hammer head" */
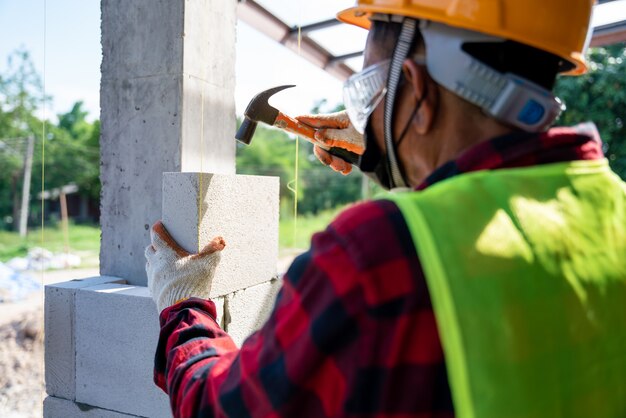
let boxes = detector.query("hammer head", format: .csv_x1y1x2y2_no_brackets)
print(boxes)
235,85,295,145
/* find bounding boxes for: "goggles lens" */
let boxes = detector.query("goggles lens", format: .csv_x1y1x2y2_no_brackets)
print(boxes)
343,60,390,134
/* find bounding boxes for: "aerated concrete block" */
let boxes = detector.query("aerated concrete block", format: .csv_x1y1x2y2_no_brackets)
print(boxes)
44,396,140,418
74,283,171,418
162,173,279,298
45,276,126,400
225,278,282,347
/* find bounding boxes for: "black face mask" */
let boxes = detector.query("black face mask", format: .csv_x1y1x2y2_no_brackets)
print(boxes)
356,97,423,191
357,123,394,190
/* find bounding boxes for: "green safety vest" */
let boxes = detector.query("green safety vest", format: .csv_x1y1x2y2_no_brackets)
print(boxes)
387,159,626,418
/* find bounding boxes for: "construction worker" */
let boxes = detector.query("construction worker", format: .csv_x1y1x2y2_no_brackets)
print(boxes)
146,0,626,416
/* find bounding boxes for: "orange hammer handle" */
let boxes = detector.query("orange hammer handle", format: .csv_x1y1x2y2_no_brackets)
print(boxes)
274,112,361,165
274,112,317,141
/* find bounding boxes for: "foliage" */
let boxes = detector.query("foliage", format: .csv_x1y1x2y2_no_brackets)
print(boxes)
0,50,100,230
0,49,49,228
32,102,101,203
555,43,626,178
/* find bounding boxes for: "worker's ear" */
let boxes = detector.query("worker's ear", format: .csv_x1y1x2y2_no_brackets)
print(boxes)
402,59,438,135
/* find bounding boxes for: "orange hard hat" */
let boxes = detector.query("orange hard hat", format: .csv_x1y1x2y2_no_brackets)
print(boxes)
338,0,595,75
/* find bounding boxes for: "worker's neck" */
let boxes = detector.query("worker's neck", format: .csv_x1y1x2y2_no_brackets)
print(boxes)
403,112,515,188
440,116,514,165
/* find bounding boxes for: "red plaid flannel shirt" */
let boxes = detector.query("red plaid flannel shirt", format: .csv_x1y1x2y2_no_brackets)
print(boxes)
155,125,604,418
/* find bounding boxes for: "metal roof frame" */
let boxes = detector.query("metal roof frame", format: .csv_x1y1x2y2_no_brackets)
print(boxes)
237,0,626,81
591,22,626,47
237,0,361,80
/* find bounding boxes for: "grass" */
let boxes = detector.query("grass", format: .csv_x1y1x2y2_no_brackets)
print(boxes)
279,206,345,251
0,207,349,266
0,222,101,266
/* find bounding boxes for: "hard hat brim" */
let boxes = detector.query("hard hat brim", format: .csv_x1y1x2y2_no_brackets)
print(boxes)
337,6,588,76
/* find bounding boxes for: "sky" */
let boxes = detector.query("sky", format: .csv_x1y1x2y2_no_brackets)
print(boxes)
1,0,625,123
0,0,366,122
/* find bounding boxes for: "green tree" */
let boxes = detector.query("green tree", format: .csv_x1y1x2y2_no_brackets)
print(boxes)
32,102,101,203
236,122,312,215
0,49,101,229
555,43,626,178
0,49,48,229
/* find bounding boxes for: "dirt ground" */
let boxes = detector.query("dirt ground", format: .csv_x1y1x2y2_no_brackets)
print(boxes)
0,268,99,418
0,305,44,418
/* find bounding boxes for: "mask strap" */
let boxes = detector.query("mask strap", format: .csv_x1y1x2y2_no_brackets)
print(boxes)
384,18,418,189
396,82,428,149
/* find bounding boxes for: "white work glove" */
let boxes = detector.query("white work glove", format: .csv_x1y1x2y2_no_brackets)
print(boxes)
296,111,365,175
145,221,225,312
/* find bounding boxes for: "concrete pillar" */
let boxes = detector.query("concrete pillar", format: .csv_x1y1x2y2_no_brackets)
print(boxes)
100,0,237,285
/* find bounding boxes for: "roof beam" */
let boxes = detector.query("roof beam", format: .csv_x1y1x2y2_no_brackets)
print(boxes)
288,19,342,36
591,23,626,47
329,51,364,64
237,0,354,80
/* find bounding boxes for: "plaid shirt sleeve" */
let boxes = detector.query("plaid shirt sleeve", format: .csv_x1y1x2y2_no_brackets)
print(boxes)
154,199,452,418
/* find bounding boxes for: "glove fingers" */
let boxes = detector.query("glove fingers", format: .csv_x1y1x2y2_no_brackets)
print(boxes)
151,221,190,258
329,155,352,175
314,128,365,155
144,244,156,261
314,145,333,166
314,146,352,175
194,236,226,259
296,111,350,129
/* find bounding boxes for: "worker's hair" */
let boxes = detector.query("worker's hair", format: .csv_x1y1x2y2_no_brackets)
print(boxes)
369,19,562,90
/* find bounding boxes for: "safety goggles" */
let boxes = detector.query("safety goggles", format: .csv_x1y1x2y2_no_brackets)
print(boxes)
343,55,426,134
343,59,391,134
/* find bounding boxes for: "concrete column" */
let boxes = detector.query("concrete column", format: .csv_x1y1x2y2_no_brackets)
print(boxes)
100,0,236,285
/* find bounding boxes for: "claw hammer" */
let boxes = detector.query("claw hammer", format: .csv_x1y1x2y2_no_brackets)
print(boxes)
235,85,361,165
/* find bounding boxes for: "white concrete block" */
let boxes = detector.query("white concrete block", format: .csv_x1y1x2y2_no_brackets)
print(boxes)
162,173,279,297
45,276,126,400
44,396,140,418
225,278,282,347
74,284,171,418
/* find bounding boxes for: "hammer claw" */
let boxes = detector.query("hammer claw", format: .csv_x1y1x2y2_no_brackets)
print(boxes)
236,85,361,166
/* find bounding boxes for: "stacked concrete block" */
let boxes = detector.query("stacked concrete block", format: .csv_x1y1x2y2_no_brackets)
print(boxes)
44,396,140,418
225,278,283,347
74,284,171,417
45,276,126,400
162,173,280,298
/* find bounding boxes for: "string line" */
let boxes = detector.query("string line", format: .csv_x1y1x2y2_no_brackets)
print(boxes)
292,22,303,248
40,0,47,410
197,83,205,253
